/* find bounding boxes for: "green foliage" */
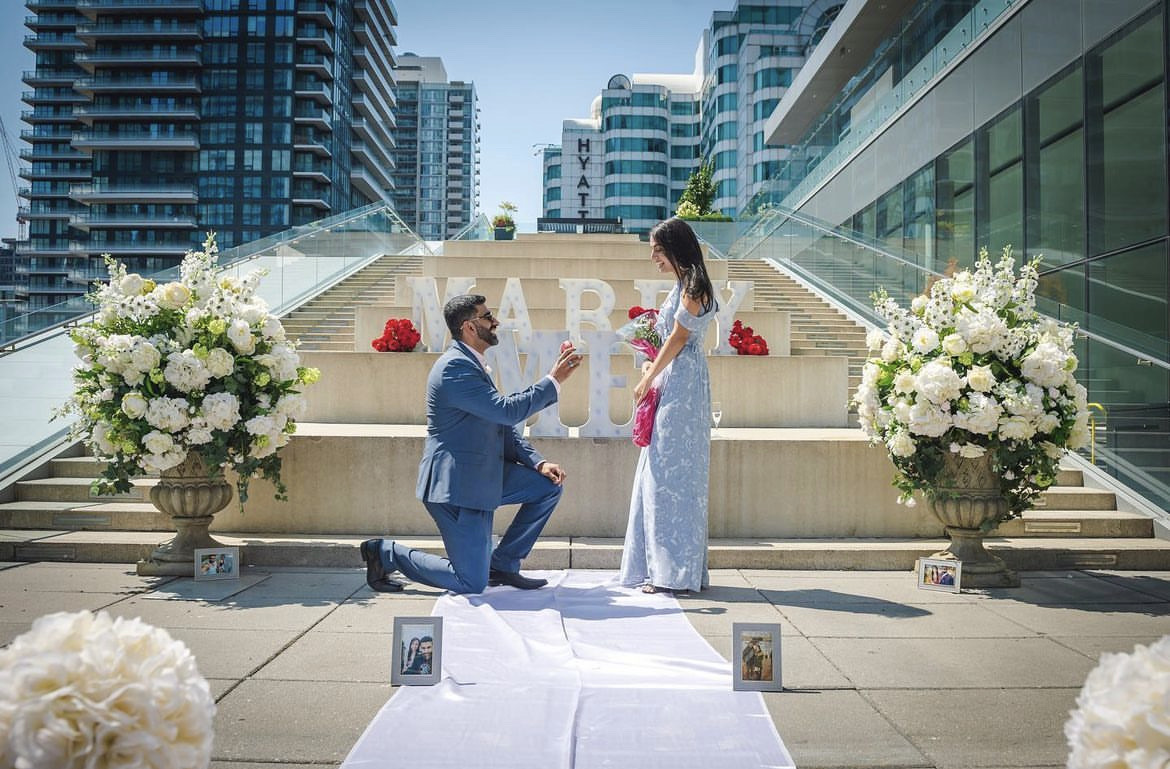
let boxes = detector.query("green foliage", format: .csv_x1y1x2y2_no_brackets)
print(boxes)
678,161,715,215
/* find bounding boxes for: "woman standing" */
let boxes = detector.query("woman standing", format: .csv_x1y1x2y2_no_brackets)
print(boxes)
620,217,717,595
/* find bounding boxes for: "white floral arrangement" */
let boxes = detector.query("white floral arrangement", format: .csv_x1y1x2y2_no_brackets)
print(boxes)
1065,635,1170,768
56,233,320,503
0,610,215,769
852,247,1090,520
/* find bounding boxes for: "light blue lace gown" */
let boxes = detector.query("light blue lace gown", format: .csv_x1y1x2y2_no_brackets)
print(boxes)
619,283,715,593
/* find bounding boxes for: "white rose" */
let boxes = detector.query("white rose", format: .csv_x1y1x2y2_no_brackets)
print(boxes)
881,338,902,362
950,276,977,303
119,273,145,296
998,414,1036,442
121,391,148,419
156,281,192,310
866,328,885,351
965,365,995,392
893,370,916,395
941,333,967,356
911,327,940,354
887,432,916,457
142,430,175,455
910,295,928,314
226,319,256,355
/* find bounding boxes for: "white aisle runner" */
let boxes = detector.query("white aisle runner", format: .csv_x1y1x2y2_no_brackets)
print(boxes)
342,571,795,769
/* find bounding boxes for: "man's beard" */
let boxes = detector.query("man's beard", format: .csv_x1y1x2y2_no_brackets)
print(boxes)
475,322,498,347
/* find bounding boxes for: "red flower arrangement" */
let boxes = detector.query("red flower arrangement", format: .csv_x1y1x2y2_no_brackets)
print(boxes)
621,306,662,359
371,317,421,352
729,319,769,355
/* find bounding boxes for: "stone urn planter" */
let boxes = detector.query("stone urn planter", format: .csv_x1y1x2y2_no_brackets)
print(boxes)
924,452,1020,588
137,453,233,577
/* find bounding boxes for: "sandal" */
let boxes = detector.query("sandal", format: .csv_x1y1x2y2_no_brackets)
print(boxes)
642,584,691,595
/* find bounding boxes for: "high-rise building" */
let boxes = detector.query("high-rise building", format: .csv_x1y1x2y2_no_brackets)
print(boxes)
390,53,478,241
17,0,399,322
541,0,840,233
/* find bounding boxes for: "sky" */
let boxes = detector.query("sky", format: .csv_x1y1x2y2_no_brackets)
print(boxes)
0,1,722,240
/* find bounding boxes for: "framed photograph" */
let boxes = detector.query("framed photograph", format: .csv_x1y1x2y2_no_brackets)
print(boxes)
918,557,961,593
194,547,239,581
391,616,443,686
732,623,781,692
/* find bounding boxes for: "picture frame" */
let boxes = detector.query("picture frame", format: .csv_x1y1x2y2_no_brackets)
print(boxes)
918,557,961,593
732,622,781,691
193,546,239,581
391,616,443,686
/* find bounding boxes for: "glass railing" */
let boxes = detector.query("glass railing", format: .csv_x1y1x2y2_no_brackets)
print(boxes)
450,213,491,241
745,0,1016,216
0,202,427,482
729,204,1170,514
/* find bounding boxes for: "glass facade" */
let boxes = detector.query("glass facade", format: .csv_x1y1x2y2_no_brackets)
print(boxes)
15,0,398,332
755,0,1170,509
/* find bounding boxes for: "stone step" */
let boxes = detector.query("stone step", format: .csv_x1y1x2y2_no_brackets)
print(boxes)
995,509,1154,538
0,500,170,531
2,532,1168,571
14,477,150,503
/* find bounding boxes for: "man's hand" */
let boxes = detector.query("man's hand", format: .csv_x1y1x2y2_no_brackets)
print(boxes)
538,461,567,485
550,343,583,383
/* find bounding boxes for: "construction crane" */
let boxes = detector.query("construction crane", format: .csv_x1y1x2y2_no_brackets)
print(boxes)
0,115,26,241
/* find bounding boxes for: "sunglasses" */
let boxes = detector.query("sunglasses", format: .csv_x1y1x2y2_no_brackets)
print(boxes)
467,310,495,324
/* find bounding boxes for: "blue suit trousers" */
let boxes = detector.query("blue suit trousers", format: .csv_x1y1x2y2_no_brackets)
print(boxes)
381,462,562,594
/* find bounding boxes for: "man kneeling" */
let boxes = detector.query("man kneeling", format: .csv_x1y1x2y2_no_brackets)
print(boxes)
361,294,582,594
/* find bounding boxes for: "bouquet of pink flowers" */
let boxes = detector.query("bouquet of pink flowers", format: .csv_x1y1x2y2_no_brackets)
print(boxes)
618,307,663,447
618,306,662,360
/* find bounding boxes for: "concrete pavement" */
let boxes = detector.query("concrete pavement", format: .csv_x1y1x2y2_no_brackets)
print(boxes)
1,562,1168,768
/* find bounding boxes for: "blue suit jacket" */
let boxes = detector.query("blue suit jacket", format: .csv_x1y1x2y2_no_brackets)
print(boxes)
416,341,559,511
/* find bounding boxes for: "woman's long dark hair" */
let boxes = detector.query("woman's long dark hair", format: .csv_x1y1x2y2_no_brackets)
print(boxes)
650,217,715,313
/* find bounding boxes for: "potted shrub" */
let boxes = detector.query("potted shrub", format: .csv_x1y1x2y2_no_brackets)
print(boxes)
493,201,517,240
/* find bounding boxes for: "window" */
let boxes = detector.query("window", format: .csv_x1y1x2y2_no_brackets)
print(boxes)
1026,63,1085,268
1087,12,1167,255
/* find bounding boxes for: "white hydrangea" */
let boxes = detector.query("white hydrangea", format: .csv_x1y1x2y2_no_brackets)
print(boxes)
164,349,213,393
0,610,215,769
1065,635,1170,769
144,396,191,433
201,392,241,431
914,360,963,405
1022,341,1072,387
907,401,952,437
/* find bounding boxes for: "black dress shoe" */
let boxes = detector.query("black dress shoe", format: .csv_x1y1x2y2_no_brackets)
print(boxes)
360,539,405,593
488,569,547,590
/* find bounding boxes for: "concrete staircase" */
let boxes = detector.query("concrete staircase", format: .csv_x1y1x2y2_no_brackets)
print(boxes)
727,259,868,399
2,233,1167,573
281,252,424,352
